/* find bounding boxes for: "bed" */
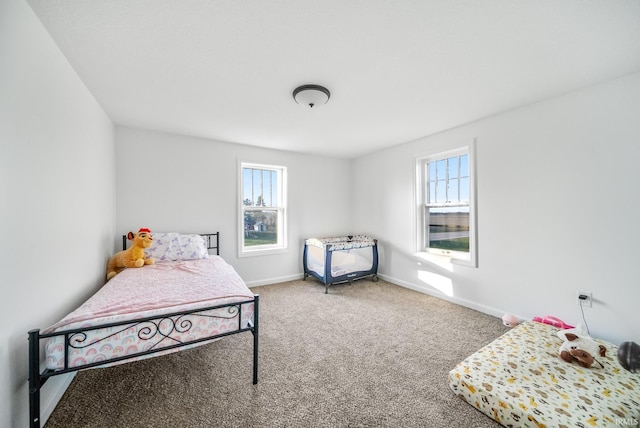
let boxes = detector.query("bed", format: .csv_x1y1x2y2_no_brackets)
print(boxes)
28,232,259,428
449,321,640,428
302,235,379,293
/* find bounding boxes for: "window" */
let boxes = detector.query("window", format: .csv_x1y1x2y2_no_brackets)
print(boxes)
416,143,477,266
239,162,287,256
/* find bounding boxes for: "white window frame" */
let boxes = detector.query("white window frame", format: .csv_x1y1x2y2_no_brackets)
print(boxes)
415,141,477,267
238,161,288,257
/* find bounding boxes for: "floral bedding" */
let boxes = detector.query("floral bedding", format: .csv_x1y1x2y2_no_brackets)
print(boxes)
44,257,255,371
305,235,376,251
449,321,640,427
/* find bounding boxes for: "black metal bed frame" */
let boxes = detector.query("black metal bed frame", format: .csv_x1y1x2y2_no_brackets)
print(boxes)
28,233,259,428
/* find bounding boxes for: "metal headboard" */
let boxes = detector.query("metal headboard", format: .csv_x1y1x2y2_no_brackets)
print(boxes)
121,232,220,255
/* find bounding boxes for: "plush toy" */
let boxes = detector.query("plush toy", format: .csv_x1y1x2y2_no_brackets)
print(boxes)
502,313,519,328
618,341,640,373
106,228,155,281
558,323,606,368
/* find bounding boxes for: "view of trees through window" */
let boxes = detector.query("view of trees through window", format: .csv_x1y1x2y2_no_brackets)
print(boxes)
242,166,282,248
243,210,278,246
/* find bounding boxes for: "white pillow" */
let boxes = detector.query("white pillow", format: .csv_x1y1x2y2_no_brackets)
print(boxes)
175,234,209,260
145,233,209,262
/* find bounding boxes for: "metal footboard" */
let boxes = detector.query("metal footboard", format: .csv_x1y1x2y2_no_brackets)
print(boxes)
28,294,259,427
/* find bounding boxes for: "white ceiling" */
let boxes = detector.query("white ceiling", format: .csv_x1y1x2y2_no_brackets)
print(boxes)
27,0,640,159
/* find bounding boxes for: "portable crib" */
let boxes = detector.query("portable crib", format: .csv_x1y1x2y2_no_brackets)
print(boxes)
303,235,379,293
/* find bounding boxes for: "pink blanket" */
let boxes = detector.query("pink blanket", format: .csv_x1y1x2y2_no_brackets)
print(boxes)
44,257,255,370
46,257,253,332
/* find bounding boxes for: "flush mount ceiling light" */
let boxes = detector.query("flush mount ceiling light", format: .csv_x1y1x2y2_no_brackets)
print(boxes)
292,84,330,108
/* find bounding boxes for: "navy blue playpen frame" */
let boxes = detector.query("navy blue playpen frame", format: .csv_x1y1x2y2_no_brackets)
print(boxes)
303,236,379,293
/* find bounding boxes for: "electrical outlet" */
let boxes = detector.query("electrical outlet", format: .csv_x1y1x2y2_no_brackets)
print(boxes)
577,291,592,308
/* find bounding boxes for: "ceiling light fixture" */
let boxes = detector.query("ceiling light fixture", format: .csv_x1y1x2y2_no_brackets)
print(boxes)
292,84,330,108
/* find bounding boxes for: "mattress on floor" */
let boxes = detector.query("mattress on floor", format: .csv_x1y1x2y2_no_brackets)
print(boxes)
449,321,640,427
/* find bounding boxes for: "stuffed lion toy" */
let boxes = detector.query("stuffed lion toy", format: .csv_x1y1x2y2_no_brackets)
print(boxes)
106,228,155,281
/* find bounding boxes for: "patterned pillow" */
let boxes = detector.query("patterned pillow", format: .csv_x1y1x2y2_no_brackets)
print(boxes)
175,234,209,261
145,233,209,262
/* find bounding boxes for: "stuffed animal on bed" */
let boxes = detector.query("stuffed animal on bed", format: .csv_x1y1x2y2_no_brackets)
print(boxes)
558,323,606,368
106,228,155,281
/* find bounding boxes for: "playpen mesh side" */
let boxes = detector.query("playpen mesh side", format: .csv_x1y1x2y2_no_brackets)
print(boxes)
305,245,375,278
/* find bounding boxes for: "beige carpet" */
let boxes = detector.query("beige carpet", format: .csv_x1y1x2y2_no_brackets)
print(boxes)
44,279,508,428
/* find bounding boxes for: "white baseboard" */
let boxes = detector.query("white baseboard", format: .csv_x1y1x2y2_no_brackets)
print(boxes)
244,273,304,288
246,272,517,322
40,372,76,425
378,273,519,321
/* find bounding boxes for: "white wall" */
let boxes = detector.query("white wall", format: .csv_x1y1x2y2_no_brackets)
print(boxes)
4,2,637,425
115,126,352,285
352,72,640,345
0,1,116,427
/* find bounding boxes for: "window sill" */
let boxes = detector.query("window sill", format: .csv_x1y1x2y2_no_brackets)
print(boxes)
239,247,288,258
416,251,476,268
